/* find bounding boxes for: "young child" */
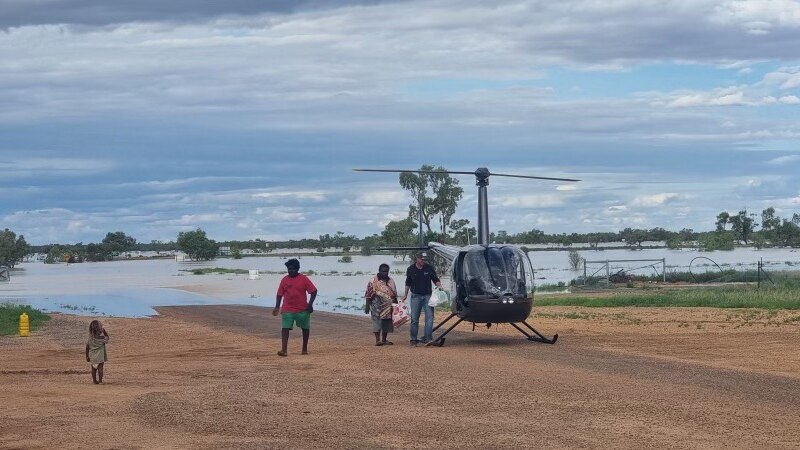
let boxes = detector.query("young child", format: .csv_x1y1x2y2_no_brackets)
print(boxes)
85,320,109,384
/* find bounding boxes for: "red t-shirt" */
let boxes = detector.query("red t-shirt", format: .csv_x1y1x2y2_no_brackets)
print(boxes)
276,274,317,313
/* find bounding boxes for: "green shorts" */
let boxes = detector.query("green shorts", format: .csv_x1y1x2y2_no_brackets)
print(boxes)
281,311,311,330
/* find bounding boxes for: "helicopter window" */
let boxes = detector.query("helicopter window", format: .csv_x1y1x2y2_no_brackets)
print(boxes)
460,247,528,297
500,247,526,295
486,249,508,291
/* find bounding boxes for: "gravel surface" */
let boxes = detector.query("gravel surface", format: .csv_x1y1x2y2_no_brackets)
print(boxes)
1,305,800,449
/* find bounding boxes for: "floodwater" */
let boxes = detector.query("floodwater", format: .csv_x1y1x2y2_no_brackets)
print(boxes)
0,255,415,318
2,247,799,318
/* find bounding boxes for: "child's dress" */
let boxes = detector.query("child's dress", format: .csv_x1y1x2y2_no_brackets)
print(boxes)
87,334,109,368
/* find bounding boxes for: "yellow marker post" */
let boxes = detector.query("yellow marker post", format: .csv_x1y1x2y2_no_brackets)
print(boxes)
19,313,30,337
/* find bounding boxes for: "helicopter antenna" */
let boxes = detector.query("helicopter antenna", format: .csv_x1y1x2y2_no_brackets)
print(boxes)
353,167,579,246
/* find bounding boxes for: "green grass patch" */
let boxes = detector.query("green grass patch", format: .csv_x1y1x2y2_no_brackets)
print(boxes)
184,267,250,275
534,282,568,292
535,286,800,309
0,304,50,336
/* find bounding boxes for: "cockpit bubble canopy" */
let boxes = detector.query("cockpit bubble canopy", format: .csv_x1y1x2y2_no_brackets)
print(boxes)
460,245,533,297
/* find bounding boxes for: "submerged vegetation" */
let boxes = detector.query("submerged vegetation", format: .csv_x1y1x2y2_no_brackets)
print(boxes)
187,267,250,275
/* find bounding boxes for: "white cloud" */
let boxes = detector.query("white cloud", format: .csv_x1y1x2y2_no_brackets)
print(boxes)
713,0,800,33
631,193,685,207
347,191,407,206
766,155,800,165
252,191,327,202
255,208,306,222
666,88,752,107
0,158,114,177
498,194,564,208
176,213,230,225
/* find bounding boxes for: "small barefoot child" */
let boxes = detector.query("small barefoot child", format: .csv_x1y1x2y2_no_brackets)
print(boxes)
85,320,109,384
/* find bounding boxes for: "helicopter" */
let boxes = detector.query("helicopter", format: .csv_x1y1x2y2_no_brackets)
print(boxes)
354,167,580,346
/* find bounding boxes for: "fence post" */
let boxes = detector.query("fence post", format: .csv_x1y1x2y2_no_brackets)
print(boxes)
662,258,666,282
758,258,762,289
583,259,586,286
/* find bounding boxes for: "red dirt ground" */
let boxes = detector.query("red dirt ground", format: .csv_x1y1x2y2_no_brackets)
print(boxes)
2,305,800,449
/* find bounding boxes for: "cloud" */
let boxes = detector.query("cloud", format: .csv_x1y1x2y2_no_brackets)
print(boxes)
664,87,752,107
0,157,115,177
346,191,408,206
766,155,800,165
712,0,800,34
4,1,800,244
630,193,687,207
0,0,407,28
498,194,565,208
556,184,578,191
251,191,328,202
779,95,800,104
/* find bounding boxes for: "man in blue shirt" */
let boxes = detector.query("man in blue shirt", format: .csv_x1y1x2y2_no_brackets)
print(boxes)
401,252,442,346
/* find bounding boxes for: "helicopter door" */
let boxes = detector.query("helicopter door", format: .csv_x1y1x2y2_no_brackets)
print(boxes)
453,251,468,311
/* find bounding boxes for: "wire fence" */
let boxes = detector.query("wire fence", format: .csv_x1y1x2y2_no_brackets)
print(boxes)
577,256,787,289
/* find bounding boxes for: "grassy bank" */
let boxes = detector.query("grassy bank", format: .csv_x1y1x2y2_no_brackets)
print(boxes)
535,286,800,309
0,304,50,335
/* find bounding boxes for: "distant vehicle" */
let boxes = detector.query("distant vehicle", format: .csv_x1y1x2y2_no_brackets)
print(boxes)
355,167,579,346
609,269,632,284
0,265,10,282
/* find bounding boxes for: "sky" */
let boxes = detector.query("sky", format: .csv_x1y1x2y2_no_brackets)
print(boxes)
2,0,800,245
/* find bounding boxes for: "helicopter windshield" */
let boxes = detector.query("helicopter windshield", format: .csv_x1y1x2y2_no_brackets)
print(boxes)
463,246,529,297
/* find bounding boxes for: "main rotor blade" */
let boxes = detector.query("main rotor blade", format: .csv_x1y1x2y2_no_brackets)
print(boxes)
353,168,580,182
353,168,475,175
490,172,581,182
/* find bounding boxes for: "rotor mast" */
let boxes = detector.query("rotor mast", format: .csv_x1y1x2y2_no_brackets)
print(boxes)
475,168,491,245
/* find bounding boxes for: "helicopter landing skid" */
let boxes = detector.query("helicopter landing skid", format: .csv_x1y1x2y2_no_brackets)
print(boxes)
426,314,558,346
427,313,463,347
510,321,558,344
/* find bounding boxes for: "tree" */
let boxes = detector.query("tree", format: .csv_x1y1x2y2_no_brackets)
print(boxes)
715,212,730,231
449,218,474,245
101,231,136,259
761,207,780,244
84,243,106,262
399,165,463,238
429,172,463,238
495,230,509,244
761,207,780,231
699,232,734,251
568,249,583,271
399,167,432,233
44,245,66,264
0,229,30,268
380,217,416,259
729,210,756,244
775,219,800,247
176,228,218,261
620,228,647,247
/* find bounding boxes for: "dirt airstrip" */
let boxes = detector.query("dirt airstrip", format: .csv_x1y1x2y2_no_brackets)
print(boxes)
2,305,800,449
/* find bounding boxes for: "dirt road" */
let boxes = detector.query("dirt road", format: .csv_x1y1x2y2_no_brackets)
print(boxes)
2,305,799,449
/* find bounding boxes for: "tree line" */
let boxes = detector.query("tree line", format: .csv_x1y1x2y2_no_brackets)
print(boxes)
6,165,800,264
